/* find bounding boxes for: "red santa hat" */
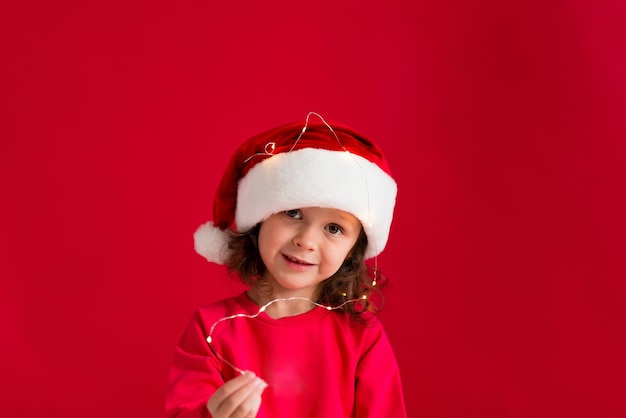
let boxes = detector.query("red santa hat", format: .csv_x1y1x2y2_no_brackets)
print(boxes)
194,113,397,264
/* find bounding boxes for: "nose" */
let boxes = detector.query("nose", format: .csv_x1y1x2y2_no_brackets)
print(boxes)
293,224,318,251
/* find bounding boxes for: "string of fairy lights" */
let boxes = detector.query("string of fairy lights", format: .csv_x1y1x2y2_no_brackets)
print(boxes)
205,112,380,375
205,296,369,375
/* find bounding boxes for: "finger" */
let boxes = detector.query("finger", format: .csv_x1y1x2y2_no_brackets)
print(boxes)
220,377,266,417
207,372,255,413
229,379,266,418
208,372,267,417
209,371,256,406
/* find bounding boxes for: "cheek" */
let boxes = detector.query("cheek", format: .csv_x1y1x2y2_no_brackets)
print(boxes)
327,242,356,267
257,223,283,260
336,235,362,266
257,228,272,260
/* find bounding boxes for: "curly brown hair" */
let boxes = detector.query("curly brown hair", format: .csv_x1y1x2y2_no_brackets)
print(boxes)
223,224,387,322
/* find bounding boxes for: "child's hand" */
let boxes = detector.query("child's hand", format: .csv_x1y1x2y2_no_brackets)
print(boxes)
207,371,267,418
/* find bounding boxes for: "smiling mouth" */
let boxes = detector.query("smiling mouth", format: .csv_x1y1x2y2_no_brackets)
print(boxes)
283,254,314,266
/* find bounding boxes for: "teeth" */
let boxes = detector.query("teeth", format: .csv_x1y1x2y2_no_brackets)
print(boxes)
287,256,307,264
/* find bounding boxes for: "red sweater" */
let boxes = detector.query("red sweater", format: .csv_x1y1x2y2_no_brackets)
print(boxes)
166,292,407,417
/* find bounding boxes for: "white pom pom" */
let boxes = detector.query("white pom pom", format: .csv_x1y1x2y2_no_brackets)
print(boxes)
193,221,232,265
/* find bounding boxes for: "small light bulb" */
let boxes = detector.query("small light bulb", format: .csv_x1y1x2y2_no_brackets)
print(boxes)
207,336,212,344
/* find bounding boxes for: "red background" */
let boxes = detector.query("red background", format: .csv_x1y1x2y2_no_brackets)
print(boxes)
2,1,625,417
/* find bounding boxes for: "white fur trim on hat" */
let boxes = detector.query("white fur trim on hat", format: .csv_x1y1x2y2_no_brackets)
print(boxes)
193,221,232,264
235,147,397,259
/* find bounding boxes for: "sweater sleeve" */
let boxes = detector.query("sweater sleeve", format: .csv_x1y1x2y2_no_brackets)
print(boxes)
354,323,407,417
165,310,224,418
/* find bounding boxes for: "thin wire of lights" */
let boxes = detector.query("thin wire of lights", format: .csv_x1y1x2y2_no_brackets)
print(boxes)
206,296,367,375
208,112,383,374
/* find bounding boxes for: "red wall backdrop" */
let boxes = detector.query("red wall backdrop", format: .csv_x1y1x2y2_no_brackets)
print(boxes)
2,1,625,417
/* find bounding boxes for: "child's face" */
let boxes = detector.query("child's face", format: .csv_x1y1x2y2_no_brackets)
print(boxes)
257,207,362,298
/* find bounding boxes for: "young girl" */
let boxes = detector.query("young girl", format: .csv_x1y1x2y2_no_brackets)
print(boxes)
166,113,407,417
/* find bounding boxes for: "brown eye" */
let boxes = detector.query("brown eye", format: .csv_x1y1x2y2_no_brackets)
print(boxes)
325,224,343,235
284,209,302,219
